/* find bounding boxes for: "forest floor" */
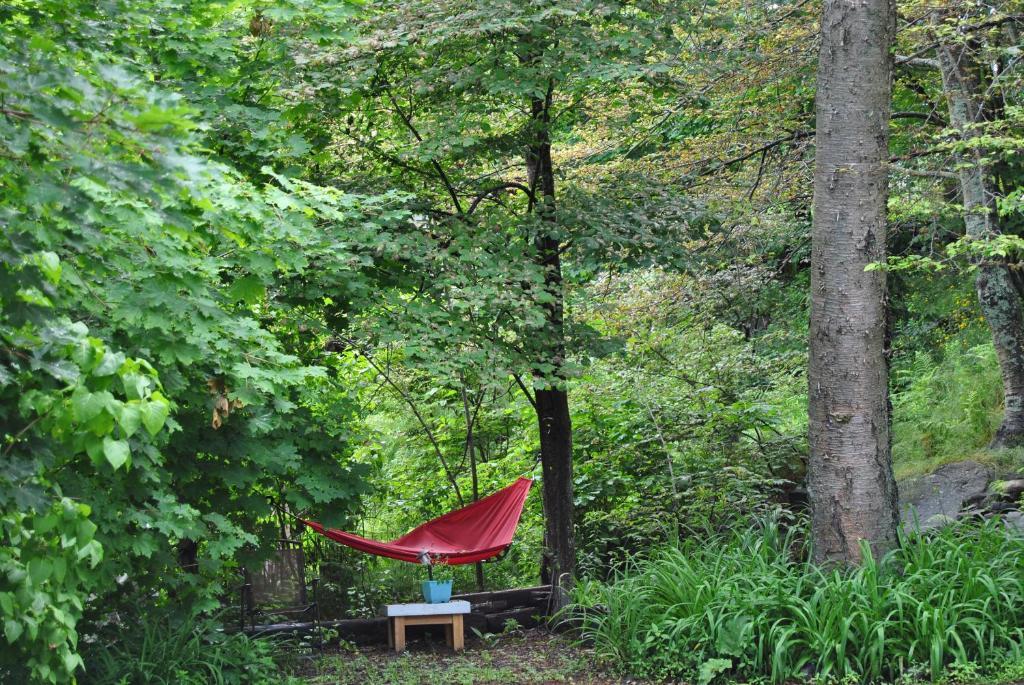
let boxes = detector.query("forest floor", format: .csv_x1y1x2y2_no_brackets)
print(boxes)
299,628,635,684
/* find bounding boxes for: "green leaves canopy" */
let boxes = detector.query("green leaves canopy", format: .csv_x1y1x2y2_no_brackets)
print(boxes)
0,1,397,680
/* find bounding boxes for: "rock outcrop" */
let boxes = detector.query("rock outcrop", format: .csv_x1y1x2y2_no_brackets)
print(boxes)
898,459,1024,534
899,460,992,530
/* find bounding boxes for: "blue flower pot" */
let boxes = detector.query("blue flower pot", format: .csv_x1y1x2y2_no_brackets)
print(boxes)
421,579,453,603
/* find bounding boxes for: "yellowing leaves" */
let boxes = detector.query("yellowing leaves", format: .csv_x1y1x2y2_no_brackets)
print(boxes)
208,378,243,429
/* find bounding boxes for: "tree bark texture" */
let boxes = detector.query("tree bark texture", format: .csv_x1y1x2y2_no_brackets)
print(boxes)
934,24,1024,448
808,0,900,564
526,85,576,611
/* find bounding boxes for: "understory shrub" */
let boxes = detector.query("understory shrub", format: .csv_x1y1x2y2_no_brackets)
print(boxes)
571,514,1024,683
80,610,300,685
891,343,1004,477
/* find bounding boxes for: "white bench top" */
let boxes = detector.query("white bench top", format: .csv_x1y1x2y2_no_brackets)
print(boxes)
384,600,471,617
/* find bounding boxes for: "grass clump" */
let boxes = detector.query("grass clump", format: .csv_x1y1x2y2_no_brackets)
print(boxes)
571,514,1024,683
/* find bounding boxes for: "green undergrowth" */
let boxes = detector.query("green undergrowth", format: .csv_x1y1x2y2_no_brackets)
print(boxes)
570,514,1024,684
891,343,1013,480
80,609,302,685
938,656,1024,685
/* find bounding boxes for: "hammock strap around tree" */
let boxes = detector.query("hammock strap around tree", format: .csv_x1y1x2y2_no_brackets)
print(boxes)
300,477,532,565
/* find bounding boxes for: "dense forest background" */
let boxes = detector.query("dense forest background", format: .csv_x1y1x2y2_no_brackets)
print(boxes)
1,0,1023,682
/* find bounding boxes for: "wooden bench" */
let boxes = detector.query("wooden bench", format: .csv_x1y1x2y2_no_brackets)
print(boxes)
384,600,471,652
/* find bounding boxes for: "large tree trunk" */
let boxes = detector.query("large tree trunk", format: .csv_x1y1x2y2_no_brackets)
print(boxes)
535,385,574,609
934,23,1024,448
808,0,900,564
526,84,576,612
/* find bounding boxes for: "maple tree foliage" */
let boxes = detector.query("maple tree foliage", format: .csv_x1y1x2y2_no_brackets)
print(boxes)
0,0,1022,681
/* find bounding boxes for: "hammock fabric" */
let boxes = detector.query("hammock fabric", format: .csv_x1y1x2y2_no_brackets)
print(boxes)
301,477,532,565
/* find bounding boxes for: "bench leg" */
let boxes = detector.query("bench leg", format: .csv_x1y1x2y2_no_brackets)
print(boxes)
452,614,464,651
392,617,406,652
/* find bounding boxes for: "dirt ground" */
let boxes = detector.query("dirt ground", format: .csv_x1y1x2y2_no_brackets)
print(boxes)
301,627,641,685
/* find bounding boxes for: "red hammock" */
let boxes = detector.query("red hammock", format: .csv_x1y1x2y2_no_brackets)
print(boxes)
301,477,532,565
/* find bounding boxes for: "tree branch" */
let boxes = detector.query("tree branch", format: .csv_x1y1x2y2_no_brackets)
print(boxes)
892,110,947,126
335,336,464,505
688,130,813,181
890,146,948,163
467,182,536,215
896,55,941,69
381,85,465,215
892,164,958,179
511,372,538,411
1,107,32,121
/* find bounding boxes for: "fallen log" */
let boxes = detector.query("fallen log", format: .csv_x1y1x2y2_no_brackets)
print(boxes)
485,606,544,632
466,599,509,614
452,585,551,609
324,617,388,644
237,585,553,644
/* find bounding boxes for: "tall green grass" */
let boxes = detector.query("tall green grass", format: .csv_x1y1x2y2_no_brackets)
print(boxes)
81,610,300,685
571,515,1024,683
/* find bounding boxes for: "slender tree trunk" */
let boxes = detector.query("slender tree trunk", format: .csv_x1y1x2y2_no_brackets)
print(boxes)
470,429,486,592
526,84,575,612
934,23,1024,448
458,377,487,591
808,0,900,564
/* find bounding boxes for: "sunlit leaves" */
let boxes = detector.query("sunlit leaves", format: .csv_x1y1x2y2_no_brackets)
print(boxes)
140,395,171,436
102,438,131,470
0,1,382,680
